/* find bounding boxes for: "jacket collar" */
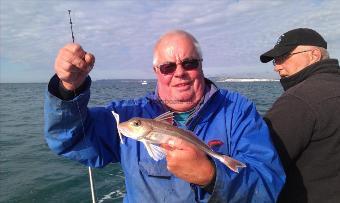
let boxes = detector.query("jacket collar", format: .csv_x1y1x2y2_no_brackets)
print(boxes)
280,59,340,91
186,79,218,124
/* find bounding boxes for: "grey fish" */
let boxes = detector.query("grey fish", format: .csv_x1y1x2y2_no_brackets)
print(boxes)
115,111,246,173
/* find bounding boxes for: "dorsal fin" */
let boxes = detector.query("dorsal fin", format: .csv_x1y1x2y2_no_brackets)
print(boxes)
154,111,174,124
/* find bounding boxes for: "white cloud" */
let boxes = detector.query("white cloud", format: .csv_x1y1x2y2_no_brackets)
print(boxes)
0,0,339,82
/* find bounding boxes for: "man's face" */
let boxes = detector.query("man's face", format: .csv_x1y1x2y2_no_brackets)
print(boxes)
273,46,317,78
154,35,205,112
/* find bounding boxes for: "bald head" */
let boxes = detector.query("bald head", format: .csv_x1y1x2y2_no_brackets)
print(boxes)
153,30,202,66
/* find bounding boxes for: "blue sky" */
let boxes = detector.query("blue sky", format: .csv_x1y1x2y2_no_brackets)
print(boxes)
1,0,339,83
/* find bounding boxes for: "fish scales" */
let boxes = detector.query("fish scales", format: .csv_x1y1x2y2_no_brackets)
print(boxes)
145,119,219,158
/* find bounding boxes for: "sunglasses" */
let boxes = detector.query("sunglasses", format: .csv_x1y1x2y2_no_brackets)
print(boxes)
155,58,203,74
272,50,314,66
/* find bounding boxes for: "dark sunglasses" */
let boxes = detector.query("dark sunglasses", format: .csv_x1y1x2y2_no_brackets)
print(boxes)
155,58,203,74
272,50,314,66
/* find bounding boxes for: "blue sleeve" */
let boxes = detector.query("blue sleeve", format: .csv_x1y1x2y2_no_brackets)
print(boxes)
205,97,285,202
44,76,121,168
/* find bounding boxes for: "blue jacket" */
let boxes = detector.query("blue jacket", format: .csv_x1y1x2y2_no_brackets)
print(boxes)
44,76,285,203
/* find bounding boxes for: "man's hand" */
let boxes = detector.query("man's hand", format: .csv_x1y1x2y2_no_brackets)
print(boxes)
55,43,95,90
162,138,215,186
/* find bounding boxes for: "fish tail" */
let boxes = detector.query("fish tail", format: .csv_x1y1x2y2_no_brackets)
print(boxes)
219,155,246,173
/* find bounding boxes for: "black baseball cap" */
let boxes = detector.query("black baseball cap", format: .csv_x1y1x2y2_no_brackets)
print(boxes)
260,28,327,63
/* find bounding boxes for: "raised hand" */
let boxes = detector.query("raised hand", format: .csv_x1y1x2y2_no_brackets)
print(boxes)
54,43,95,90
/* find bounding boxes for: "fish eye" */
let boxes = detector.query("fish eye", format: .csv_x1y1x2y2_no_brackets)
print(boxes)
132,120,141,127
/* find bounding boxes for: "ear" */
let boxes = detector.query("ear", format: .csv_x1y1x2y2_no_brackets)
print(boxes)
153,66,157,73
311,49,322,63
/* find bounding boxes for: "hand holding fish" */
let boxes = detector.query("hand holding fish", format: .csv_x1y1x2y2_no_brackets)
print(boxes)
162,138,216,186
116,111,247,183
55,43,95,90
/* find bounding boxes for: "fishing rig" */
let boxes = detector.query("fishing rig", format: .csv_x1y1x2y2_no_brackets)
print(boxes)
67,10,97,203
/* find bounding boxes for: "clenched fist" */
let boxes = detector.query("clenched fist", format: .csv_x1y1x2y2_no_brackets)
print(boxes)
55,43,95,90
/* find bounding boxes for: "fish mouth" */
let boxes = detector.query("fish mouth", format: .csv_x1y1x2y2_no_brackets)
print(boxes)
117,126,143,140
117,127,128,137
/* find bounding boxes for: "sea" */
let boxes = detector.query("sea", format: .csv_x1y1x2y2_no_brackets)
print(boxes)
0,79,283,203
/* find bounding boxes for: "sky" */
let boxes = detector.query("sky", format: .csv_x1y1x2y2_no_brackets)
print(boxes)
0,0,339,83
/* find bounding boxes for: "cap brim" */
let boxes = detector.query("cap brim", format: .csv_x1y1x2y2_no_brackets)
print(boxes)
260,45,296,63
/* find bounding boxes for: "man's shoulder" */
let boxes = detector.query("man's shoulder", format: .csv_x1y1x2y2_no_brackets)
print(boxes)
218,89,252,103
287,73,340,103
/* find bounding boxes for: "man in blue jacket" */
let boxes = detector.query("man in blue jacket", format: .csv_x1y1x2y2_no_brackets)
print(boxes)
45,30,285,202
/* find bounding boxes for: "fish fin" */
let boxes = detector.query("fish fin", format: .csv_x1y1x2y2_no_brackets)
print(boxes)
208,140,224,148
218,155,246,173
142,141,166,161
154,111,174,124
111,111,124,144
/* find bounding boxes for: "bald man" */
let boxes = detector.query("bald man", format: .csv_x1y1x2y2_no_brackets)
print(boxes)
45,30,285,202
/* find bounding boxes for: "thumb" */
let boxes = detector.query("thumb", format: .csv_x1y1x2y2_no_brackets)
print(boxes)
84,52,95,72
167,138,186,150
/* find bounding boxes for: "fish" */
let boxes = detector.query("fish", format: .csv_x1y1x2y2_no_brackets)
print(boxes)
113,111,246,173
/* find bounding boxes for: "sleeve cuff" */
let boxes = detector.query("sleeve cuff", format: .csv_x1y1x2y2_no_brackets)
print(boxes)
48,74,91,101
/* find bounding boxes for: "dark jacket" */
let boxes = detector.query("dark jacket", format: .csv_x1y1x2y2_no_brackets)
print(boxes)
265,59,340,203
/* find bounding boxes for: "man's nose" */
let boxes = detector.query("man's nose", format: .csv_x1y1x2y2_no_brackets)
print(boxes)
174,63,186,77
274,64,281,72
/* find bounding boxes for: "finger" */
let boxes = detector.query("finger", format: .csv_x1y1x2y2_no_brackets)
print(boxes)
60,50,87,70
168,139,176,148
165,148,183,170
166,146,184,159
64,43,86,58
57,59,81,73
161,143,174,151
57,49,84,70
55,55,70,73
166,138,188,150
85,52,95,66
84,52,95,72
57,67,78,83
70,56,86,70
57,60,86,79
58,70,88,90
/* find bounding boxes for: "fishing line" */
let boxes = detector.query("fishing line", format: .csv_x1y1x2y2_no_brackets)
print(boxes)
67,10,97,203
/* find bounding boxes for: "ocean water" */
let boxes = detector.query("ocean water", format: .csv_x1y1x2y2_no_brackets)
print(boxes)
0,80,283,203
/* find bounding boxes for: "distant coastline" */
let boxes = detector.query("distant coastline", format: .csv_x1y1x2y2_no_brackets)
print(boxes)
93,78,280,83
216,78,279,82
